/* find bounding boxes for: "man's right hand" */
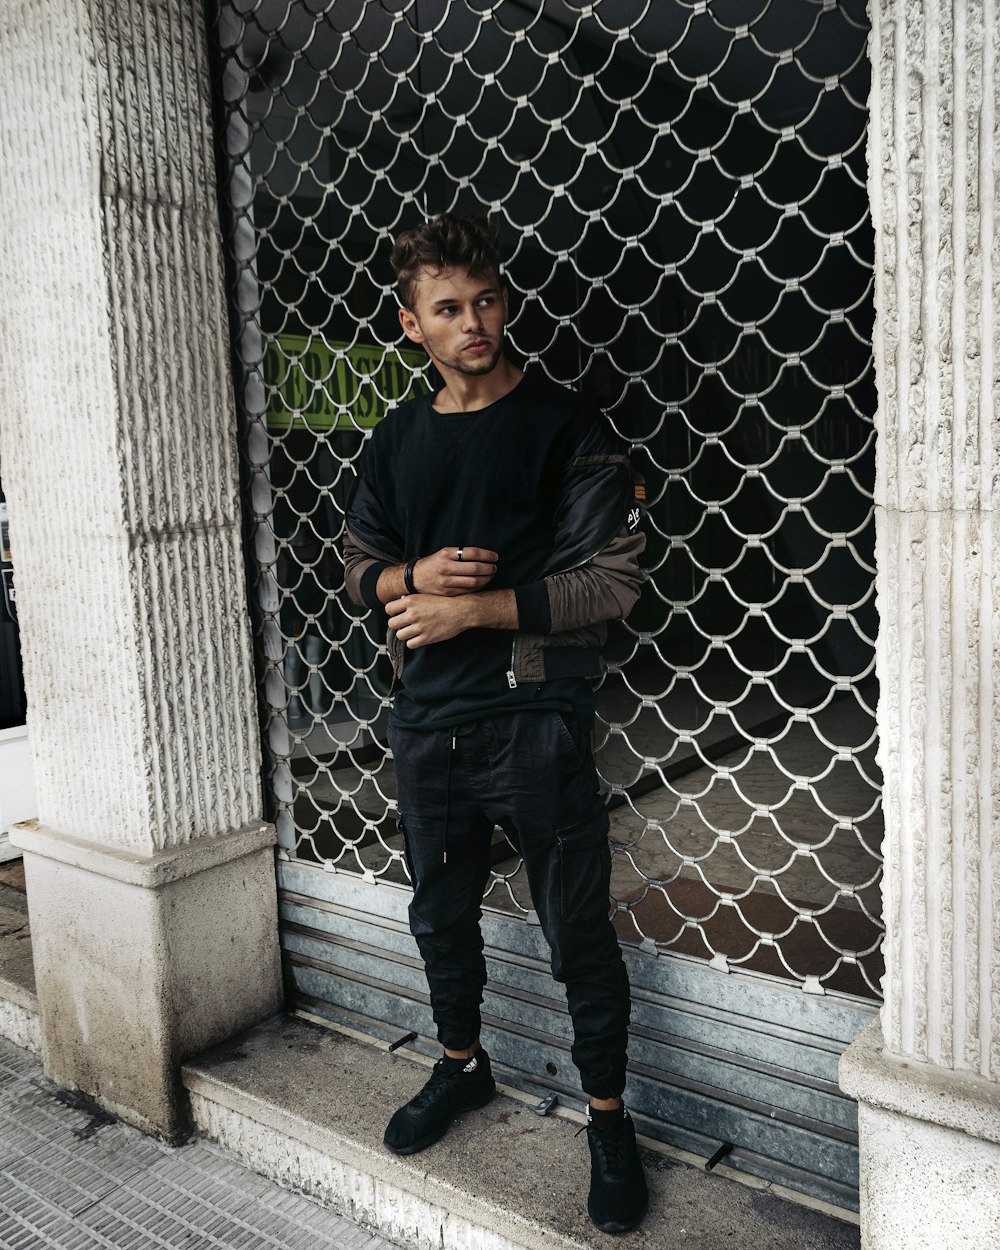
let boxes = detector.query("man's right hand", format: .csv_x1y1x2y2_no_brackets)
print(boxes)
411,546,498,597
376,546,498,604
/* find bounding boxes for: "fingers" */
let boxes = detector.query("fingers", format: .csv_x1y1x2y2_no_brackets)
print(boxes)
432,574,494,598
386,601,421,630
449,561,495,579
452,546,498,564
386,610,427,649
412,548,499,597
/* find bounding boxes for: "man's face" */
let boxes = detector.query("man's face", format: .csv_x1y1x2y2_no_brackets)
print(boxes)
398,265,508,377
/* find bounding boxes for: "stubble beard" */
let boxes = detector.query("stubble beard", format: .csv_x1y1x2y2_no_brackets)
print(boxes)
419,325,505,377
447,341,504,376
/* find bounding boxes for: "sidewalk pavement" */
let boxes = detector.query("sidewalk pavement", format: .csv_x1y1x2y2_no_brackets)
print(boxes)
0,1035,404,1250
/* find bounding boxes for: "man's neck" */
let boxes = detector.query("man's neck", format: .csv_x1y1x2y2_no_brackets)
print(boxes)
431,357,524,413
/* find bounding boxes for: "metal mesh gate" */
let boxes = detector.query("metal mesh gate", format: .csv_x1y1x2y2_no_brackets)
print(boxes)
210,0,880,1208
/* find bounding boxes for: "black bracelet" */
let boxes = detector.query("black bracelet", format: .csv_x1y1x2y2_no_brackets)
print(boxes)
403,559,418,594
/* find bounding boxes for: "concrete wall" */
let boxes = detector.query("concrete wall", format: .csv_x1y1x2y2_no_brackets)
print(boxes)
0,725,37,860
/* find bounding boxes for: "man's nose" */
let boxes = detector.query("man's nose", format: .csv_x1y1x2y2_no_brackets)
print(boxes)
461,304,485,333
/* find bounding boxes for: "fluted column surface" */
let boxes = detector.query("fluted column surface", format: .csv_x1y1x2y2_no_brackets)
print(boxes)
871,0,999,1079
0,0,260,852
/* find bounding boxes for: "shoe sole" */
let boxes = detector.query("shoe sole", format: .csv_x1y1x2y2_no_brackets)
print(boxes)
589,1195,649,1234
383,1084,497,1156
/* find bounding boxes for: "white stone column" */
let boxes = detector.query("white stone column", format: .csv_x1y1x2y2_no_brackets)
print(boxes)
839,1,1000,1245
0,0,282,1138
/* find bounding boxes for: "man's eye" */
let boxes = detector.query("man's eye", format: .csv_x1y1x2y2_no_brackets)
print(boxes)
478,297,495,307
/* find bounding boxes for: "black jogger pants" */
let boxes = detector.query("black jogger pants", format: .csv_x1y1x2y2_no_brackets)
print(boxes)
389,708,631,1100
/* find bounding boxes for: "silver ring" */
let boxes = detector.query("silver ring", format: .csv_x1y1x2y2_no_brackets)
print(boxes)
456,547,464,562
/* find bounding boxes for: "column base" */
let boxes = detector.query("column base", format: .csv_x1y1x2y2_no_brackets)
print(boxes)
840,1022,1000,1249
10,819,283,1142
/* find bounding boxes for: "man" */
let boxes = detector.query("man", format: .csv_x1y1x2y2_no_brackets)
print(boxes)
343,213,648,1233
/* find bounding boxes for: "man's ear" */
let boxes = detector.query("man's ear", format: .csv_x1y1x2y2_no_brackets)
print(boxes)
399,306,424,345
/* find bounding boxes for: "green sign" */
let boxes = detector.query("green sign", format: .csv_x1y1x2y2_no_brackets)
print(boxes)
264,334,428,432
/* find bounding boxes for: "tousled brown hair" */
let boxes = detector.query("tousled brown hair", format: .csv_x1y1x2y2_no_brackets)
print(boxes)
390,213,503,311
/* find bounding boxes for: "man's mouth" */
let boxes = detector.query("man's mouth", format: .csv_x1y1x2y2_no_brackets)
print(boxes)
465,340,492,352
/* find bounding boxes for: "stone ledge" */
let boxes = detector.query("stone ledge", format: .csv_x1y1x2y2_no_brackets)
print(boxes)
0,955,35,1013
0,887,35,1013
0,900,38,1054
10,819,275,888
0,833,22,864
840,1021,1000,1145
183,1012,859,1250
0,996,39,1055
0,970,35,1013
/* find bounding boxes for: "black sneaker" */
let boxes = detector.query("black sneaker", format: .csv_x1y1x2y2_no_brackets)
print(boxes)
383,1050,496,1155
586,1109,649,1233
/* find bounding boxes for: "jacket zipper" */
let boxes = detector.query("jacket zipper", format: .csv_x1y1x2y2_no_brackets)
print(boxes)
506,638,518,688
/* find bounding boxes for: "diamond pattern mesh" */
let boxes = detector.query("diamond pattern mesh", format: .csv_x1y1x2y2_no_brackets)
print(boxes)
211,0,882,1000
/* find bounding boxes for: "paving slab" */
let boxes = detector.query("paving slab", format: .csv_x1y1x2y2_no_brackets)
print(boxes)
184,1012,860,1250
0,1034,404,1250
0,904,27,939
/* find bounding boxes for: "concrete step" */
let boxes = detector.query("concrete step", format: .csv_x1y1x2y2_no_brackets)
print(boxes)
0,869,39,1055
182,1012,860,1250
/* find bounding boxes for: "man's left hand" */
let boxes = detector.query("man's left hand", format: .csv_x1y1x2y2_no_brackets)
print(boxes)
386,594,476,648
386,587,518,648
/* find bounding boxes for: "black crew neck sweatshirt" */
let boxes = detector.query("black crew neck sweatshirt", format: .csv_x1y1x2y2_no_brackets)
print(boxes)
353,371,609,728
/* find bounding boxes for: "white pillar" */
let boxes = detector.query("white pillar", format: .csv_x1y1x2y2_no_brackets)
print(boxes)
0,0,282,1138
839,1,1000,1244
